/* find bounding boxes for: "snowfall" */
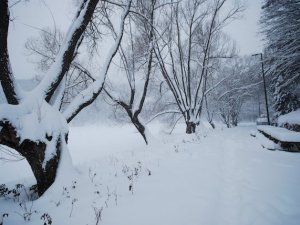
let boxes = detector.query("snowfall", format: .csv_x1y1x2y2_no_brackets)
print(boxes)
1,122,300,225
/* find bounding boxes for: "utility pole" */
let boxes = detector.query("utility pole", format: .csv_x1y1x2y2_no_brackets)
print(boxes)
252,53,270,125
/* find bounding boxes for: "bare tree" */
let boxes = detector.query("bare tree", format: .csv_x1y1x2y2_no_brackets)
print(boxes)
103,0,157,144
215,57,262,127
0,0,132,196
153,0,241,133
219,95,244,128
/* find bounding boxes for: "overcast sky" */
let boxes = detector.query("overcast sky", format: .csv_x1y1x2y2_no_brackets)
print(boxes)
224,0,264,55
8,0,264,80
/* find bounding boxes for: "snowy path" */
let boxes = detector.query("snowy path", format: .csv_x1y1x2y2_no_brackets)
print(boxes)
1,125,300,225
99,126,300,225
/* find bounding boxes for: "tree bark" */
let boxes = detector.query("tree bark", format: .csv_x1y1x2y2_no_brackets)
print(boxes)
0,0,19,104
0,123,66,196
231,120,238,127
186,121,196,134
209,121,215,129
20,138,64,196
131,116,148,144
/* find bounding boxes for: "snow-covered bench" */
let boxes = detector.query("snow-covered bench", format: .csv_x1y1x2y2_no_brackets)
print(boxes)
257,125,300,152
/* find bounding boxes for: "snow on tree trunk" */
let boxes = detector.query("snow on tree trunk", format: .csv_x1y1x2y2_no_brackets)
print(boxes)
0,98,71,196
20,136,64,196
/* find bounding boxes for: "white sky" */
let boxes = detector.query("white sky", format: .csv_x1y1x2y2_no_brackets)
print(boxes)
224,0,264,55
8,0,264,80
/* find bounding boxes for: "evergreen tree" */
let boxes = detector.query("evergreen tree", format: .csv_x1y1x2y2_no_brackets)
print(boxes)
260,0,300,116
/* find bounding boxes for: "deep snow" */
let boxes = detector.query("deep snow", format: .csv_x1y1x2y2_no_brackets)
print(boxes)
278,109,300,126
257,125,300,142
1,123,300,225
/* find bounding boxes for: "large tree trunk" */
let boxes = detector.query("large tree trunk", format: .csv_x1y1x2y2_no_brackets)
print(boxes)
0,122,67,196
186,121,196,134
19,138,63,196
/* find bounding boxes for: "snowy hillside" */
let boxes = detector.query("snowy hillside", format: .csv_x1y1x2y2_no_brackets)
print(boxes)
1,124,300,225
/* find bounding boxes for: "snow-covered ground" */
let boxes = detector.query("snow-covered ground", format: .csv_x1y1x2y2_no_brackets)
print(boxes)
1,123,300,225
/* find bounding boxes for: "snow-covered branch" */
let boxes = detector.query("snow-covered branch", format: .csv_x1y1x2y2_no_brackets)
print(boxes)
218,80,263,100
63,0,132,123
31,0,100,102
146,110,181,124
204,77,227,96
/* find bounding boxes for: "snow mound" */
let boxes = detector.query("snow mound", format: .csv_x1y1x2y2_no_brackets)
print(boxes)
257,125,300,142
250,130,256,137
0,97,69,168
256,131,276,150
278,109,300,126
0,98,68,143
